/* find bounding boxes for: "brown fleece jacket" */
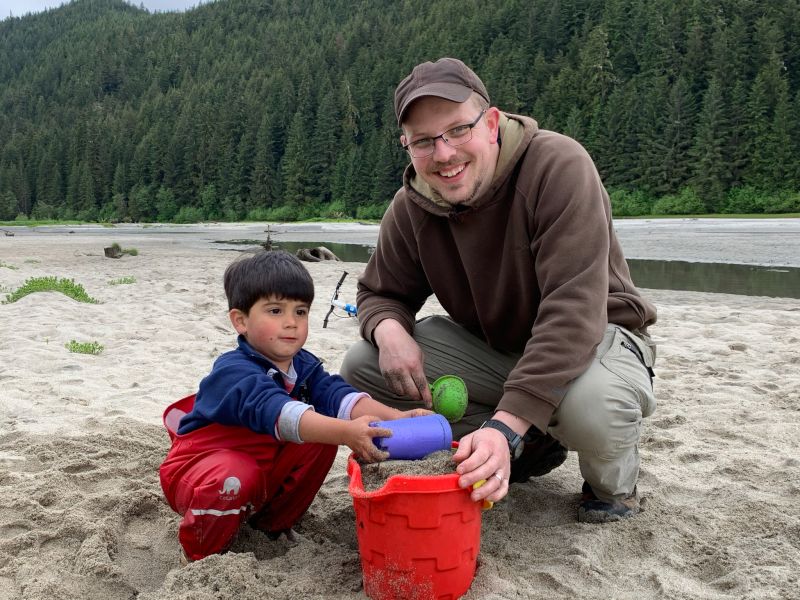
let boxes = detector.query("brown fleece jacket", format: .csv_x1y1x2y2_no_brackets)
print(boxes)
356,113,657,432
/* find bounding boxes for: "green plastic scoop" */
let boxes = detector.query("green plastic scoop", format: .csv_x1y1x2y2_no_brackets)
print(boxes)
430,375,468,423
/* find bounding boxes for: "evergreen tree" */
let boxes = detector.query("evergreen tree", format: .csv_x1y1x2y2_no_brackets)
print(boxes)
307,77,340,205
76,160,96,219
689,77,727,210
0,190,17,220
281,108,312,212
250,113,279,210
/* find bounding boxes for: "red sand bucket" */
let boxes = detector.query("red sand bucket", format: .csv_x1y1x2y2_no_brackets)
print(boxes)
347,450,481,600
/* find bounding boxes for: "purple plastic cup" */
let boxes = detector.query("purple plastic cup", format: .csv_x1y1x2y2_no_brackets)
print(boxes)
370,414,453,460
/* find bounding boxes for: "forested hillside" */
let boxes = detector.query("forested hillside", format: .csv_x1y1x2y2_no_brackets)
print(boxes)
1,0,799,222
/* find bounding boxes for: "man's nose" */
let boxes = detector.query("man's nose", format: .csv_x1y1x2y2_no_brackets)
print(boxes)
431,136,457,162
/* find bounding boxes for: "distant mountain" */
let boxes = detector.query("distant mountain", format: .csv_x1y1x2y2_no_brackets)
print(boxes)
1,0,798,222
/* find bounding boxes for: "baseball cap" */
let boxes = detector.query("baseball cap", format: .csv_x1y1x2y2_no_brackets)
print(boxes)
394,58,490,125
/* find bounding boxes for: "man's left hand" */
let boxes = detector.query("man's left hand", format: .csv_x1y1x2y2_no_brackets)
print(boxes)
453,427,510,503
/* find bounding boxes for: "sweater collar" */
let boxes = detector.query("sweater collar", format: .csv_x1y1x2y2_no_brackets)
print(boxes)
235,335,318,374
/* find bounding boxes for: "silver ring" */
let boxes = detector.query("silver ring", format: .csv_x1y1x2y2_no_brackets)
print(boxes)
494,472,504,482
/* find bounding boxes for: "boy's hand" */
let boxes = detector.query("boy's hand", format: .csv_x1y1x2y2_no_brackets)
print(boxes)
346,415,392,463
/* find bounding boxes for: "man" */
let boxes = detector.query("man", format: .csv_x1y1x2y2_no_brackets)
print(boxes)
340,58,657,523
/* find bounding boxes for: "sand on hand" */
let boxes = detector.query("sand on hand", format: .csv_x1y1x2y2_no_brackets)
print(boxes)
0,223,798,600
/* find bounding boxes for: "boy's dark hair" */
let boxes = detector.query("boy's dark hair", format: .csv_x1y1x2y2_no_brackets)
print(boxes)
224,250,314,312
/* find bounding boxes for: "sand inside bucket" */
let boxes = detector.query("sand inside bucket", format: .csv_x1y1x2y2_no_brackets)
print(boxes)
359,449,457,491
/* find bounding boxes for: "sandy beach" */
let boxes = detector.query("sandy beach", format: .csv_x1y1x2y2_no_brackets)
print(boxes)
0,221,798,599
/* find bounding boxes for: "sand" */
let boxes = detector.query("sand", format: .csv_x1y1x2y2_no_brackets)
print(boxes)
0,222,798,599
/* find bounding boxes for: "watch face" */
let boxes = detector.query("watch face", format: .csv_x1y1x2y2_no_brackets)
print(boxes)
512,439,525,460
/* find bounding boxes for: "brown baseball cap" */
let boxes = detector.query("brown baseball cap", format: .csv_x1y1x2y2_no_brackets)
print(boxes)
394,57,490,125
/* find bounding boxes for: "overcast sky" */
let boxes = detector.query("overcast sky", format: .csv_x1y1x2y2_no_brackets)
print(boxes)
2,0,204,19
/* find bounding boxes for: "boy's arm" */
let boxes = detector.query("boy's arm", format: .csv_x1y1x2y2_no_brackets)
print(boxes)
349,396,418,420
297,394,432,462
297,410,390,463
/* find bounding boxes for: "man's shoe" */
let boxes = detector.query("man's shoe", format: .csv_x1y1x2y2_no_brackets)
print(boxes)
577,481,640,523
509,431,568,484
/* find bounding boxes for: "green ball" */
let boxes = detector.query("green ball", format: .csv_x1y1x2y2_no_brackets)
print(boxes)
431,375,468,423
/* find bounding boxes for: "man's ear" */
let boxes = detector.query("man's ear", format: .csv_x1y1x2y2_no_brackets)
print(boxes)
485,107,501,144
229,308,247,335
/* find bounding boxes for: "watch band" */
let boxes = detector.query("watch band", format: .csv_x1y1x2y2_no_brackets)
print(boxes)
480,419,524,460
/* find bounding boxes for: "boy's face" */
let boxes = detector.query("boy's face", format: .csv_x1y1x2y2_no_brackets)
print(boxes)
229,295,310,372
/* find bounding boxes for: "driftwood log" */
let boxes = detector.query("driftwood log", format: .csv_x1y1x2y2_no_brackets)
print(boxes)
296,246,341,262
104,246,122,258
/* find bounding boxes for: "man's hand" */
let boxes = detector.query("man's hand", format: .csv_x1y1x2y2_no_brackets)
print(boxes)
452,427,511,503
374,319,432,408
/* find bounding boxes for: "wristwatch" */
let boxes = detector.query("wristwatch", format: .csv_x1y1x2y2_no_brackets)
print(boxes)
479,419,525,461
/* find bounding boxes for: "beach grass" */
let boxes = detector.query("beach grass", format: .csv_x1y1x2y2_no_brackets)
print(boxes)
3,276,100,304
0,261,18,270
65,340,104,355
109,242,139,256
108,276,136,285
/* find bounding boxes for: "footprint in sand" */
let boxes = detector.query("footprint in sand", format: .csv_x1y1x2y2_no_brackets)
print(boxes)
678,451,714,463
651,415,687,429
0,522,31,540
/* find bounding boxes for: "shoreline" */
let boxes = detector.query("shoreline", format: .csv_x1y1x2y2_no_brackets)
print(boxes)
3,217,800,267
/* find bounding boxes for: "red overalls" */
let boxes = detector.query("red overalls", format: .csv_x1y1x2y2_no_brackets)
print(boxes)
159,394,337,560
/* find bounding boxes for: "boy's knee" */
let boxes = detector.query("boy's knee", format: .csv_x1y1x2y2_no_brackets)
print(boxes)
198,450,262,505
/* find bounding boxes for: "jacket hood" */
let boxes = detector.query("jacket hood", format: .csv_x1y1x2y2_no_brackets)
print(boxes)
403,112,539,218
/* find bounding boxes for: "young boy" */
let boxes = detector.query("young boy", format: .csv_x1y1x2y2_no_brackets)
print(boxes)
159,250,426,561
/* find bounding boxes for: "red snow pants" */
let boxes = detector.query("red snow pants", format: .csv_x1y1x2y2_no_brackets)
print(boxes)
159,394,337,560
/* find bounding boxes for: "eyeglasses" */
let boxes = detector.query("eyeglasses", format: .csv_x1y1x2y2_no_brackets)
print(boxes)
402,109,486,158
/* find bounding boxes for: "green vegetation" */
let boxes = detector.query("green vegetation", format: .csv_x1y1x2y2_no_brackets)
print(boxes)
110,242,138,256
1,0,799,222
0,219,85,227
108,276,136,285
65,340,104,355
0,261,18,270
3,277,100,304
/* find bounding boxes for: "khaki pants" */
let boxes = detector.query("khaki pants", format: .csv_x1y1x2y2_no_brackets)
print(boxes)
340,317,656,502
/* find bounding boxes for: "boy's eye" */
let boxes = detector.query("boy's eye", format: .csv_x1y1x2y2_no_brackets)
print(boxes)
267,307,282,315
296,308,309,316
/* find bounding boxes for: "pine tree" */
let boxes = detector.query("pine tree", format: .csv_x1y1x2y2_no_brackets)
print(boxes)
76,160,96,219
689,77,727,210
281,108,311,211
307,77,340,204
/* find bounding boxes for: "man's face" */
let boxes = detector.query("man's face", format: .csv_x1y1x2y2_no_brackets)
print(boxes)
401,96,500,205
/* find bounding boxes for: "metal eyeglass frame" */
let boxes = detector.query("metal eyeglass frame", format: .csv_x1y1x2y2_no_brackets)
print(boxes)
402,109,487,158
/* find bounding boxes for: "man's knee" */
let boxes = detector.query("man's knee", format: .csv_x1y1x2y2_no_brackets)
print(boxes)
551,377,645,458
340,340,377,384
